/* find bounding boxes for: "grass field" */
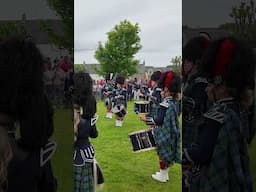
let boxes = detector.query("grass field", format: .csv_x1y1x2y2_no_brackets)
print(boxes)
249,136,256,190
52,108,73,192
51,101,256,192
91,101,181,192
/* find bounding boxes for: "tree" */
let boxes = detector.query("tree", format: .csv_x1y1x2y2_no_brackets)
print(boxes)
0,22,27,39
221,0,256,42
94,20,142,78
41,0,73,53
167,56,182,74
74,64,86,73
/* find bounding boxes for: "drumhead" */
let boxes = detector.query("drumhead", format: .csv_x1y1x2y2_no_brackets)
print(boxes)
112,104,125,113
128,128,152,136
134,101,150,104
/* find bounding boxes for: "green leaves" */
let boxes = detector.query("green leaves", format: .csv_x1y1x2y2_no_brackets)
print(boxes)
0,22,27,39
43,0,74,53
95,20,142,78
167,56,182,74
225,0,256,42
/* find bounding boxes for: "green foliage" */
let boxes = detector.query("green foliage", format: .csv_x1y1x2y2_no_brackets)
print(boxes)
249,137,256,191
51,109,73,192
42,0,73,52
221,0,256,42
95,20,142,78
167,56,182,74
0,22,27,39
74,64,86,73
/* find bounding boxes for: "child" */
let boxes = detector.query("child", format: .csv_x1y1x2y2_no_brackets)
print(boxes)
0,37,57,192
141,71,181,182
73,72,104,192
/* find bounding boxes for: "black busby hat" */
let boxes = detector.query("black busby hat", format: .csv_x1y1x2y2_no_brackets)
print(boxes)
74,72,93,96
183,36,211,64
105,73,114,81
158,71,181,93
150,70,162,81
115,76,125,85
200,37,255,89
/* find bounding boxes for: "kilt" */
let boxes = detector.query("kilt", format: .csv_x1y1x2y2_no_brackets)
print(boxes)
74,163,93,192
153,101,181,165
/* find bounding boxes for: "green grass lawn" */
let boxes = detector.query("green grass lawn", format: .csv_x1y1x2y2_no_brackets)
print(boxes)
51,102,256,192
249,136,256,190
91,101,181,192
52,108,73,192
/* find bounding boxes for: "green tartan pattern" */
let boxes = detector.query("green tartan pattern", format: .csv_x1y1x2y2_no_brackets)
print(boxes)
191,106,253,192
148,104,159,118
154,101,181,166
74,163,93,192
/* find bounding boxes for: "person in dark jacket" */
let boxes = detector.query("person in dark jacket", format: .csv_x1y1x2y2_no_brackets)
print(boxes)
183,37,255,192
141,71,181,182
112,76,127,127
102,73,114,119
0,126,12,192
73,72,103,192
0,37,57,192
148,70,162,117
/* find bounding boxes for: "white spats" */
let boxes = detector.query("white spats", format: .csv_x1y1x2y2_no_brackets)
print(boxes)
151,168,169,182
106,112,112,119
115,120,123,127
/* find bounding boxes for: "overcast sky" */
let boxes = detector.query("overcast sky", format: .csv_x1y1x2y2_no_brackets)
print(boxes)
0,0,243,67
183,0,243,27
74,0,182,67
0,0,58,20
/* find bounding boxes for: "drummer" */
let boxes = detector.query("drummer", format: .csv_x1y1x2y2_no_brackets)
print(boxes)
102,73,114,119
148,70,162,117
140,71,181,182
112,76,127,127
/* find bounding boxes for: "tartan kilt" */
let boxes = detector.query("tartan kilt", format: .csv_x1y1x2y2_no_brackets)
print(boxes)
190,106,253,192
153,102,181,165
154,127,181,165
74,163,93,192
148,104,159,118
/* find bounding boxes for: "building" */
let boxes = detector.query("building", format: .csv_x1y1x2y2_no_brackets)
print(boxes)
82,60,171,81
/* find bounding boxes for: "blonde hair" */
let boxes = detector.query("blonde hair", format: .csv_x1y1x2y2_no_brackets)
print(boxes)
0,127,12,190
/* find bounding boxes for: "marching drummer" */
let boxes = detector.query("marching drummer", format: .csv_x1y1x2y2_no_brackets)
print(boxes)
140,71,181,183
148,70,162,117
183,37,254,191
112,76,127,127
102,73,114,119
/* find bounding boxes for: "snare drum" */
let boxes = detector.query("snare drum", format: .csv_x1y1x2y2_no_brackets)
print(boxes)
129,129,156,153
112,104,127,117
134,101,150,114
